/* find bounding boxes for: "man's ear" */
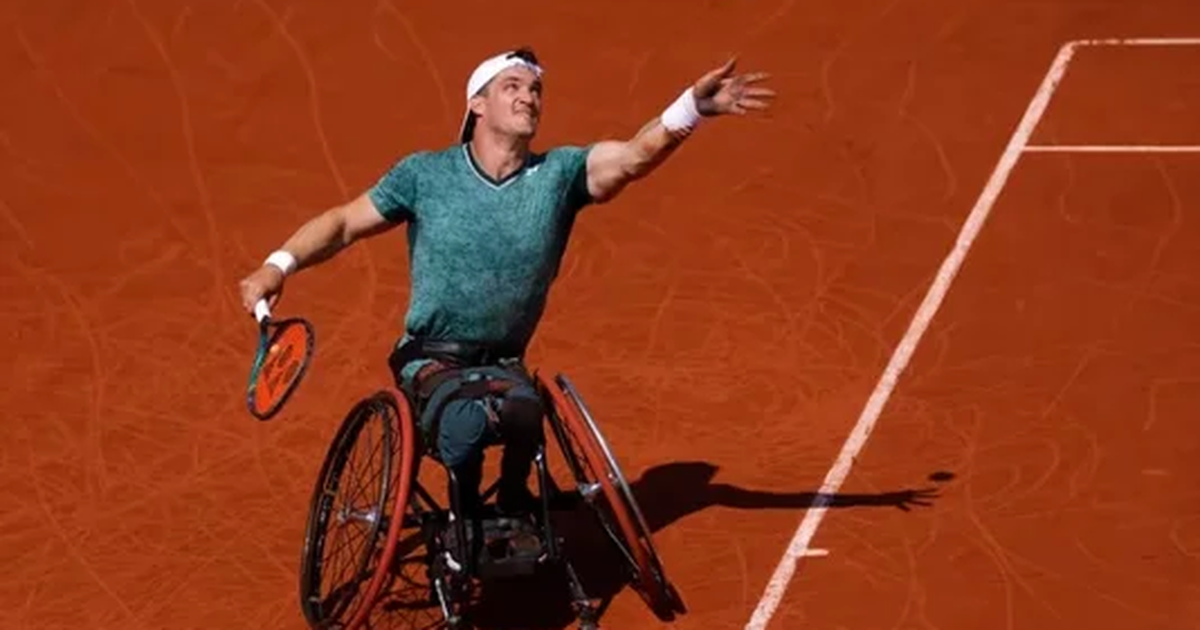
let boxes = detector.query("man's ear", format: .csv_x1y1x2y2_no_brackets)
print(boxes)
468,92,487,117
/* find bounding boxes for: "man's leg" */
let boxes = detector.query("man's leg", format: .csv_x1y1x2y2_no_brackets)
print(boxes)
496,381,544,515
420,365,543,517
437,397,495,519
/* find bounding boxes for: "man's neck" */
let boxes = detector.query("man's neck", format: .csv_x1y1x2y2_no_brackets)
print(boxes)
467,133,531,181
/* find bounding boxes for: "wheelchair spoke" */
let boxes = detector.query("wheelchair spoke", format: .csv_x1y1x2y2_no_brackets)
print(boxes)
559,375,660,550
301,365,685,630
341,417,388,515
300,391,416,630
538,370,687,621
596,508,640,570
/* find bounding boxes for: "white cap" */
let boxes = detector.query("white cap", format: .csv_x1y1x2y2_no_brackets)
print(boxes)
459,49,544,143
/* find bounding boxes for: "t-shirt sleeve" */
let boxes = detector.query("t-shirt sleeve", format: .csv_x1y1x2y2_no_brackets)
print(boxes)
367,153,421,223
553,145,594,213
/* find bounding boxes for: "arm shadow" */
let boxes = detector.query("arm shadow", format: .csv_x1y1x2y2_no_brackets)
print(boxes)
634,460,946,533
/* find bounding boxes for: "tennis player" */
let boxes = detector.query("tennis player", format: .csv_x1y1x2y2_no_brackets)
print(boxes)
238,47,773,519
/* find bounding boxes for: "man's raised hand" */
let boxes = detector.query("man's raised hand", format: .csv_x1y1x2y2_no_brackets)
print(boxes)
692,58,775,117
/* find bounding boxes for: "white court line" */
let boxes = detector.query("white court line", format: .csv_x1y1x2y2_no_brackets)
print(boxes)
743,40,1083,630
1075,37,1200,46
1026,145,1200,153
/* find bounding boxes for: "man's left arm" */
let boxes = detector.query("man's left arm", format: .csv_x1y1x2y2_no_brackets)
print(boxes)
585,58,774,204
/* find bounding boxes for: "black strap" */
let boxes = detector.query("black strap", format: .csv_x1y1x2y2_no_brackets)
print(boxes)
386,334,530,459
389,336,523,376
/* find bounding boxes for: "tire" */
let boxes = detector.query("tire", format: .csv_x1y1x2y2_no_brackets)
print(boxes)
298,391,416,629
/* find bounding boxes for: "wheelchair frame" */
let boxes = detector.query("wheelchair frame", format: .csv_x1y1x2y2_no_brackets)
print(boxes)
296,369,686,630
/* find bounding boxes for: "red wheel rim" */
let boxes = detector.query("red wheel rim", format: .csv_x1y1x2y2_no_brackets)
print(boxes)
538,372,682,618
342,390,417,630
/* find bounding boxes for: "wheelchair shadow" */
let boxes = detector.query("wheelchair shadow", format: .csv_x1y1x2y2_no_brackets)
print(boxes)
466,461,952,629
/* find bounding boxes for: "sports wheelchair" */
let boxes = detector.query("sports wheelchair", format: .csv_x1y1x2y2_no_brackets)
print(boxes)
295,363,687,629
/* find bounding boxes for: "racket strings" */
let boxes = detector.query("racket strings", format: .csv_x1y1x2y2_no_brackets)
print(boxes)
264,341,299,396
249,318,314,419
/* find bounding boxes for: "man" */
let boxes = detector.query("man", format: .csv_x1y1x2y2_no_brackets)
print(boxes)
238,47,773,521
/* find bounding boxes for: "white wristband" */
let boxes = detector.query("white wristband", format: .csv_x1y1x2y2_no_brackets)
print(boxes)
264,250,297,276
660,87,701,133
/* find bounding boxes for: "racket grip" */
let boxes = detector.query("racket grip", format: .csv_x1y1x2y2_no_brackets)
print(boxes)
254,298,271,323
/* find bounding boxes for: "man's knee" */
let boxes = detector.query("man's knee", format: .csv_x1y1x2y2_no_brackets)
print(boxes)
423,368,544,465
437,398,492,467
500,386,544,445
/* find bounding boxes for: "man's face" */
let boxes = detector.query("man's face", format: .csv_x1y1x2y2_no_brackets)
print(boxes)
471,66,543,140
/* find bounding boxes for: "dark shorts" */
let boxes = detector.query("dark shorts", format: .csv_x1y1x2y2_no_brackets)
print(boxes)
389,339,542,467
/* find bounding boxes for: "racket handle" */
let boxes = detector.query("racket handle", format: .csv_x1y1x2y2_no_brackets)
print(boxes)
254,298,272,323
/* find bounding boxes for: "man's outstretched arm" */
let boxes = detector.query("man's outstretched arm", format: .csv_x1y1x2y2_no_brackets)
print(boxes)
585,58,774,204
237,192,398,313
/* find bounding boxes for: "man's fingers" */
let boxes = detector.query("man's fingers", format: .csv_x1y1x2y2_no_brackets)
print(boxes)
245,291,265,315
738,100,770,111
696,58,738,91
237,266,287,317
744,86,777,97
738,71,772,84
239,281,259,313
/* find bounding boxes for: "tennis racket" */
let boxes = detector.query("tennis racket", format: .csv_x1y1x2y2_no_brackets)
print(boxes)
245,298,315,420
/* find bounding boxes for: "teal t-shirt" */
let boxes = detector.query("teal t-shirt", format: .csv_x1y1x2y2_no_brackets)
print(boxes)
368,142,593,375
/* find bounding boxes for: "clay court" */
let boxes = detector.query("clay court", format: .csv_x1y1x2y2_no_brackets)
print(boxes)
3,0,1199,628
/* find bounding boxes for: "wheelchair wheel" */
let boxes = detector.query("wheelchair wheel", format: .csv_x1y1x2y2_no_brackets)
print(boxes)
538,372,687,621
299,390,417,630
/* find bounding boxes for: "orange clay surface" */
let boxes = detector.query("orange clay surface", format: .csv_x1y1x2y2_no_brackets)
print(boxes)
2,1,1198,628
